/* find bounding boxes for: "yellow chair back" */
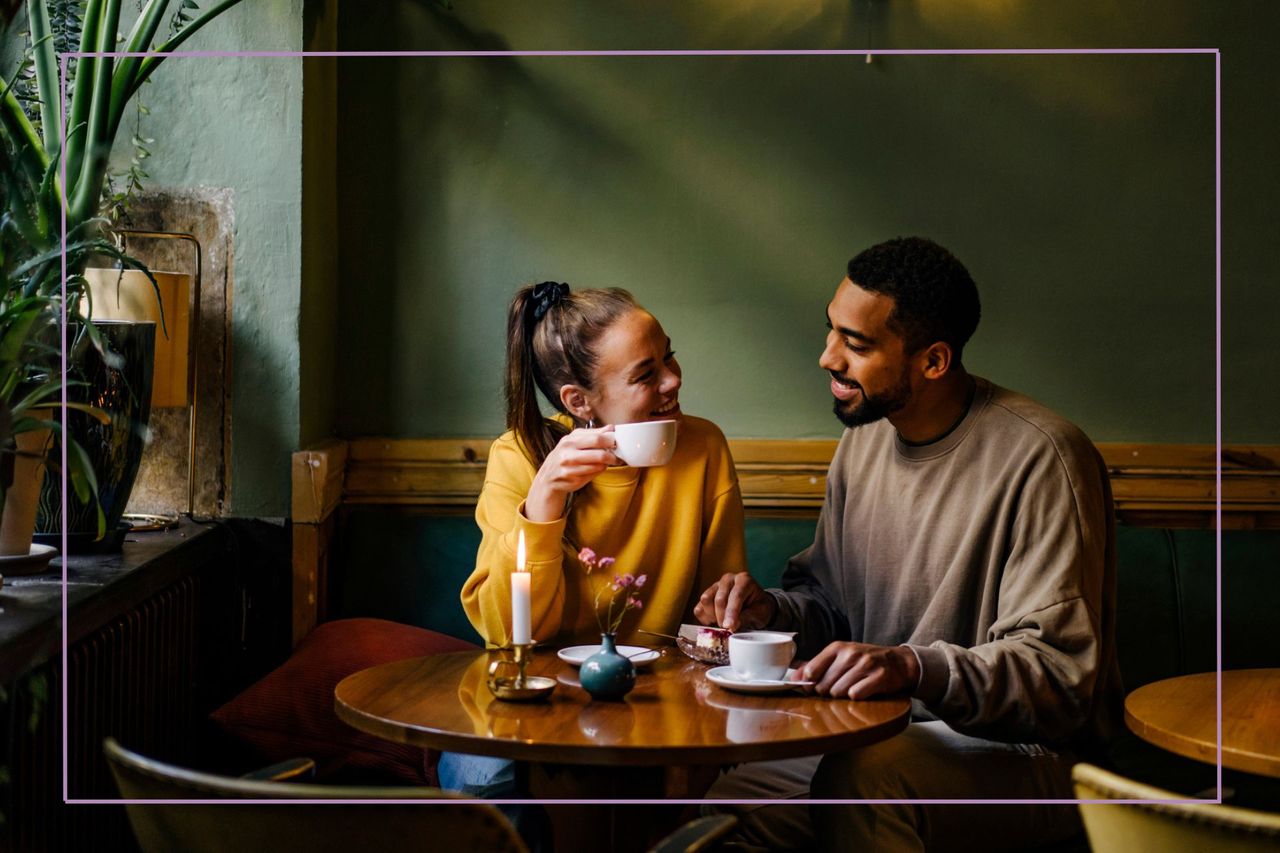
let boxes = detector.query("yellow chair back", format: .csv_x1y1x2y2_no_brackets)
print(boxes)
1073,762,1280,852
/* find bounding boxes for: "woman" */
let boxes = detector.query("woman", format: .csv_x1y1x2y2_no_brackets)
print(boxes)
446,282,748,806
461,281,748,647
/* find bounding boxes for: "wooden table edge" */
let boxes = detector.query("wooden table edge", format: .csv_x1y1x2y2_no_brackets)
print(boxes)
334,662,913,768
336,691,911,767
1123,671,1280,779
1124,706,1279,779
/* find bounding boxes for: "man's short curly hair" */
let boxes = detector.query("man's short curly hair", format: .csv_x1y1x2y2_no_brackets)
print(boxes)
846,237,981,363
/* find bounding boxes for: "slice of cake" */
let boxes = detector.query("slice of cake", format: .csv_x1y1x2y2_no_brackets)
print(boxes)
695,626,731,657
676,623,733,663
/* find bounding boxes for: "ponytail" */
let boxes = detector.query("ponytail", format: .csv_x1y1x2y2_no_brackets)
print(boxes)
503,282,638,468
505,284,568,466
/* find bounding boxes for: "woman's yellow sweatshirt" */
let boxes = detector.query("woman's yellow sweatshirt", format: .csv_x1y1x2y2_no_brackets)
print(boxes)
461,415,748,647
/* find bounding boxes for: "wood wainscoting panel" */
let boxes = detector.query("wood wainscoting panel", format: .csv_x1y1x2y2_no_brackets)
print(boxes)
1098,444,1280,528
295,438,1280,526
342,438,492,505
731,439,834,512
290,439,347,644
291,514,336,645
291,438,348,523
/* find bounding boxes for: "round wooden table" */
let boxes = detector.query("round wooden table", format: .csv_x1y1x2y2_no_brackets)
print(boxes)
336,648,908,773
1124,669,1280,779
336,647,910,853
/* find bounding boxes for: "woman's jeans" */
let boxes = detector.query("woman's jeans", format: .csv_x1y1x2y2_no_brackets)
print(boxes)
438,752,550,851
437,752,516,797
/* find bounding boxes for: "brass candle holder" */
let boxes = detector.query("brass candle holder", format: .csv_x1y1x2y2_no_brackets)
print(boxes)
486,643,556,702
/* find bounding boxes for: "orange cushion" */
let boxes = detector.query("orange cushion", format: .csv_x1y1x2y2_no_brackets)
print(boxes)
211,618,478,784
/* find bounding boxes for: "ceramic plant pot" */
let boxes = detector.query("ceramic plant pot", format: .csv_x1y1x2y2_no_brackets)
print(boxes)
0,414,57,573
579,633,637,701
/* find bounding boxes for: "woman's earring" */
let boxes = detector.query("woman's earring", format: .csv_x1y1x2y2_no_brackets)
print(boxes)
586,418,596,429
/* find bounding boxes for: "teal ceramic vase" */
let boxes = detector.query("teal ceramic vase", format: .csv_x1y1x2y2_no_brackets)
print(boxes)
579,634,636,701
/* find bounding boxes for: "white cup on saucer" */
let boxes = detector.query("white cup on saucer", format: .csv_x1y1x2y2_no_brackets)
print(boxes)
613,419,677,467
728,631,796,682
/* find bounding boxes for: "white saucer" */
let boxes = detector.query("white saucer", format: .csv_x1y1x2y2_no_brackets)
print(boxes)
705,666,814,694
557,644,662,668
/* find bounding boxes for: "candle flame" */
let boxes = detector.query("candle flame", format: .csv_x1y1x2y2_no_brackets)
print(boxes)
516,529,527,572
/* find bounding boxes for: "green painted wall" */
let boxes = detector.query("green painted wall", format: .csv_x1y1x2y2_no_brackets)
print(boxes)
334,1,1275,445
122,1,305,515
12,1,1271,517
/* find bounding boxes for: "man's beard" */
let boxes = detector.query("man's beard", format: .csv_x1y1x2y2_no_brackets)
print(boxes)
832,371,912,429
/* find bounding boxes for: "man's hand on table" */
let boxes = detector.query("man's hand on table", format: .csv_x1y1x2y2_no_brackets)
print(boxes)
694,572,777,632
800,642,920,700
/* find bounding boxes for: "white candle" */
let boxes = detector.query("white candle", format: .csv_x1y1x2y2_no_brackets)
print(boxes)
511,530,531,645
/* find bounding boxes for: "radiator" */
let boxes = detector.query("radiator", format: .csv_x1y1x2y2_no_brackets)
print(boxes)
5,574,200,853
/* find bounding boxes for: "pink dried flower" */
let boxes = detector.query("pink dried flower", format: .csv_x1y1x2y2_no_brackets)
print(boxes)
576,546,647,635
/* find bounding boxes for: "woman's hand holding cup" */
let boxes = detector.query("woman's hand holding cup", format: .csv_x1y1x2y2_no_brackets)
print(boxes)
524,425,619,521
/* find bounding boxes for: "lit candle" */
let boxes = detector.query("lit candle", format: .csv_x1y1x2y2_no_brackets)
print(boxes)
511,530,531,645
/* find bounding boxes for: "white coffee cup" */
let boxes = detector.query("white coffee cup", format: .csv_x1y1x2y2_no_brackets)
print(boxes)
728,631,796,682
612,419,677,467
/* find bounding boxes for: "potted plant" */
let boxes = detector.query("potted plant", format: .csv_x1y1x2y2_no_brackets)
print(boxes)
1,0,249,547
3,0,250,253
0,149,119,561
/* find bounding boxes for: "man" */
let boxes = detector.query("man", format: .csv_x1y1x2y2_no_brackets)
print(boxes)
697,237,1123,852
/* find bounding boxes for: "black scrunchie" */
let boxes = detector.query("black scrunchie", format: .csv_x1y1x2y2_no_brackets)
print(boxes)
530,281,570,322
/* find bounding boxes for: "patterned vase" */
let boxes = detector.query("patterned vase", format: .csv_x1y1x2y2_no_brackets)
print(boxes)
36,320,155,550
579,633,636,701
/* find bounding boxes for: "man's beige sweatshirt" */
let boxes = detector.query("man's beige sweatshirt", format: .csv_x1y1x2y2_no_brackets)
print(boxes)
769,377,1124,753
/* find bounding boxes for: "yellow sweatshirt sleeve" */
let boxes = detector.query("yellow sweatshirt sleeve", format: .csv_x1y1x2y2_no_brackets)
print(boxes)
462,436,570,647
692,426,749,619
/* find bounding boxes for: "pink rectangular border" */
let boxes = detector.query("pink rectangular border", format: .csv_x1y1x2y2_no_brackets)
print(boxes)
59,47,1223,809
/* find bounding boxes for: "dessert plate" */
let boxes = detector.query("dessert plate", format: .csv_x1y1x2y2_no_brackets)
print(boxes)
675,624,797,665
705,666,814,694
557,645,662,668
